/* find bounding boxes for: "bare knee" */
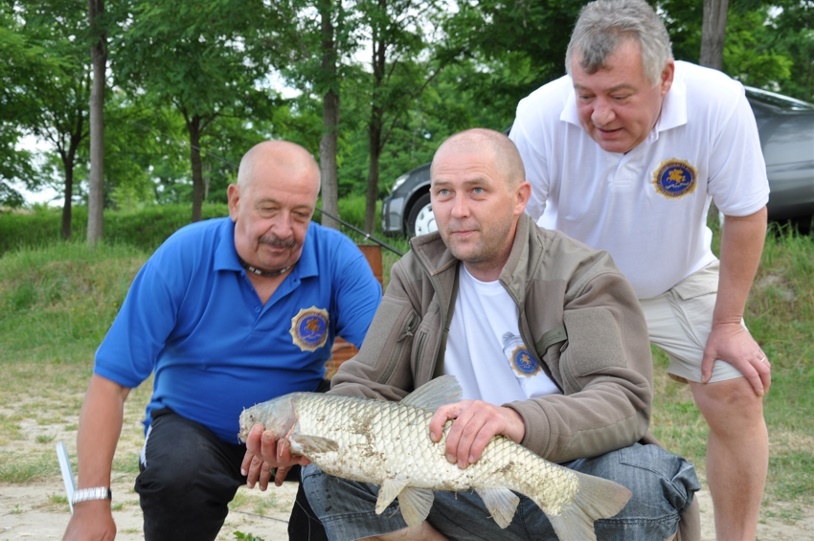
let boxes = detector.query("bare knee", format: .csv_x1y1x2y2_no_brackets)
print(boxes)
690,378,764,432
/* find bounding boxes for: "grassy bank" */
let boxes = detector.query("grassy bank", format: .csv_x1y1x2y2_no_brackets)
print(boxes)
0,206,811,528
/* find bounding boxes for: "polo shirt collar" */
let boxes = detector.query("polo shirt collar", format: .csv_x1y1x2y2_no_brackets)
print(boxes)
214,218,242,272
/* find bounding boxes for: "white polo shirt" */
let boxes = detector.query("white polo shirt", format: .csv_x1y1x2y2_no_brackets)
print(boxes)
510,61,769,299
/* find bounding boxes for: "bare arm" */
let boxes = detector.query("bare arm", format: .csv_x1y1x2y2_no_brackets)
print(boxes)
63,374,130,541
703,207,771,395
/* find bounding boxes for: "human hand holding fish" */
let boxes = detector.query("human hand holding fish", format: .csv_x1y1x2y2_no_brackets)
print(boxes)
241,423,311,489
429,399,525,469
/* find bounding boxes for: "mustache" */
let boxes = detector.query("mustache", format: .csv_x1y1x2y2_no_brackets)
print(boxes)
259,235,296,249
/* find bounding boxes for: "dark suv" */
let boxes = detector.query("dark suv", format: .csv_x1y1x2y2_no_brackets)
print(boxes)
381,86,814,237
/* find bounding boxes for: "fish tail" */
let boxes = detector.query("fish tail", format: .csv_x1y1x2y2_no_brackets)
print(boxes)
544,474,632,541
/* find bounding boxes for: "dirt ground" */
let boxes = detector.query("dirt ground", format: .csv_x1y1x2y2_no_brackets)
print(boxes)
2,472,814,540
1,389,812,540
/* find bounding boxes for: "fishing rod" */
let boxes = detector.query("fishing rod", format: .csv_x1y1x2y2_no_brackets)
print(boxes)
316,206,404,257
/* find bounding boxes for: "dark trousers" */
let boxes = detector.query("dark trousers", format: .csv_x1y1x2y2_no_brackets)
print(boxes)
135,407,327,541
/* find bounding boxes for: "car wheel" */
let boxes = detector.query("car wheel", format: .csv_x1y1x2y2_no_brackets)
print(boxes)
406,192,436,236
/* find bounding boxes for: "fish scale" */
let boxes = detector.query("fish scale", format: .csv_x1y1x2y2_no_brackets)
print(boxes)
239,375,632,541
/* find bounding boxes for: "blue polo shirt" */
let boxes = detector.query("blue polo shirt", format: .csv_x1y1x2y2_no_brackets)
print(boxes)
94,217,381,442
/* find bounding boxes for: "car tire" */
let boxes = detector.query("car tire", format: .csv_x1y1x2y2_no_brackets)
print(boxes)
406,192,435,237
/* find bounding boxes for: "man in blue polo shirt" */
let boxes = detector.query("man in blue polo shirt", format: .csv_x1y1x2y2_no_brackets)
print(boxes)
63,140,382,541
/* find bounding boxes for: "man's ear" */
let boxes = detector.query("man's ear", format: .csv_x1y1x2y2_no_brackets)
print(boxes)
659,60,675,96
516,181,532,214
227,184,240,221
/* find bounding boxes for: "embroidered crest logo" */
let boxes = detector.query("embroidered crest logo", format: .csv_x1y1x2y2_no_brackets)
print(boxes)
290,306,329,352
509,346,541,376
653,159,697,198
502,332,541,377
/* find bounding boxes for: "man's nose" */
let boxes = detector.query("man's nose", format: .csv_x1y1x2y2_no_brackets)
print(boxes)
451,194,470,218
591,98,616,126
269,212,294,237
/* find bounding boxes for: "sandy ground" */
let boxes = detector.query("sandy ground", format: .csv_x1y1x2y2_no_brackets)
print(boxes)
2,474,814,540
0,476,297,540
1,388,811,540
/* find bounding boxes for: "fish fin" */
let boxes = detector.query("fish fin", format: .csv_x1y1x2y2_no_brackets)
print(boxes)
375,477,410,515
544,473,632,541
475,487,520,529
401,375,462,411
290,434,339,455
396,487,435,527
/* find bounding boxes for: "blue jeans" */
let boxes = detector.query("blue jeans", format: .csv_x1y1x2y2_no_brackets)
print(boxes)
302,442,699,541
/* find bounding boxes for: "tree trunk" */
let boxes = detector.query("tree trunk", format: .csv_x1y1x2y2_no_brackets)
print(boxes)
365,114,382,234
188,115,204,222
87,0,106,245
319,0,341,230
365,7,386,234
321,92,341,230
61,167,73,240
700,0,728,70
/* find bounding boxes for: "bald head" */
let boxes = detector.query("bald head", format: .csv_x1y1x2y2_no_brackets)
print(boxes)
431,128,526,189
237,140,321,194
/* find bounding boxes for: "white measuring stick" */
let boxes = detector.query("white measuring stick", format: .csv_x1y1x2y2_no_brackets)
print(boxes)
56,441,76,514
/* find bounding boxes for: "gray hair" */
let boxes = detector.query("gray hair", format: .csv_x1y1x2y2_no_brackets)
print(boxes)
565,0,673,87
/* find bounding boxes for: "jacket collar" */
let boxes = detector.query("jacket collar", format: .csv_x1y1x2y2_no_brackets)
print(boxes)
410,213,538,301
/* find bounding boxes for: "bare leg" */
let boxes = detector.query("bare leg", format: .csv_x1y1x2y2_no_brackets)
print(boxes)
690,378,767,541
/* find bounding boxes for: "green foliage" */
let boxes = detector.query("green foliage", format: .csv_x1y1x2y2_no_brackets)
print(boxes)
2,0,812,222
0,204,229,256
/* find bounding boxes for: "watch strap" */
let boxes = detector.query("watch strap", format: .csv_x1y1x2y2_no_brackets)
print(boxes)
71,486,112,504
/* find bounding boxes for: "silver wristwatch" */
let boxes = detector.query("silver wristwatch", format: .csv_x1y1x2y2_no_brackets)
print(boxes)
71,486,112,504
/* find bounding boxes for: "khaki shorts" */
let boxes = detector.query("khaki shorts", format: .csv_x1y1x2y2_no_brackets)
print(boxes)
639,262,745,384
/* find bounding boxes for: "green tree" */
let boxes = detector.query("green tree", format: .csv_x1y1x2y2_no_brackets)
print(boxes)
357,0,446,233
442,0,583,125
266,1,366,229
111,0,278,222
0,8,48,207
11,0,95,239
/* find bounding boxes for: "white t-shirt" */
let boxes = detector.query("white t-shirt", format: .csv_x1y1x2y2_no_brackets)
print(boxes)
444,265,561,405
510,61,770,299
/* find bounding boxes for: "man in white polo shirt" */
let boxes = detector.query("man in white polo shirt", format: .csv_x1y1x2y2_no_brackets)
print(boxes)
509,1,771,539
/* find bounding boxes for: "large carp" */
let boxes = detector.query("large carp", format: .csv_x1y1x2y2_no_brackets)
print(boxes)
238,375,632,540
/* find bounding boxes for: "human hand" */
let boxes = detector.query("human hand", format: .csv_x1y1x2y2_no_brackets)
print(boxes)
702,322,771,396
62,500,116,541
240,423,310,490
428,400,525,469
